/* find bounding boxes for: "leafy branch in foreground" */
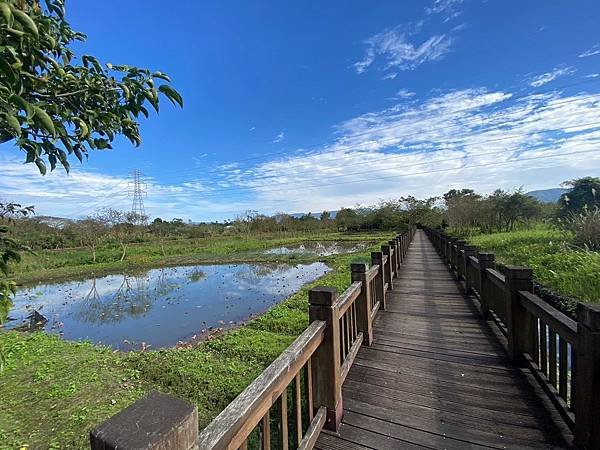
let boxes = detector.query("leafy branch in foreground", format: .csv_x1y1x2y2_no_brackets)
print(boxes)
0,0,183,174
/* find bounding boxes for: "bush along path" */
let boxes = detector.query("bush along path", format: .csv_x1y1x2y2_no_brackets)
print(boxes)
0,239,387,449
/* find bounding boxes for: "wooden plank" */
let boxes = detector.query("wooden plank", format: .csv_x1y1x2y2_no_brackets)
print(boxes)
298,407,326,450
314,432,372,450
343,395,569,448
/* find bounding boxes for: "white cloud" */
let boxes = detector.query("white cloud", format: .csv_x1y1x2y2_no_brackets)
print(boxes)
395,89,416,99
272,131,285,143
4,87,600,222
234,88,600,213
529,66,575,87
426,0,463,21
578,44,600,58
354,23,454,75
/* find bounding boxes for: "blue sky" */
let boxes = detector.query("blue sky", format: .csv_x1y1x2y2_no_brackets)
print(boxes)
2,0,600,221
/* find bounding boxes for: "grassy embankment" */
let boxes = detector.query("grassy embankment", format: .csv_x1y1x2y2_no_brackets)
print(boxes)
463,225,600,308
0,232,392,449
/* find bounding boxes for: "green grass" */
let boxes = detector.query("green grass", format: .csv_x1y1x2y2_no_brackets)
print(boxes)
11,231,390,285
467,225,600,305
0,236,389,449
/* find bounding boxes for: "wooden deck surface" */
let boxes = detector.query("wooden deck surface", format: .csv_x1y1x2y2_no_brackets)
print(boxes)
315,230,573,450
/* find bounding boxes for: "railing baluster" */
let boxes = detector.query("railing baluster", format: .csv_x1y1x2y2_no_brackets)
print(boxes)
261,410,271,450
295,374,303,444
540,321,547,375
549,329,557,386
306,360,314,422
280,389,289,450
558,336,568,401
352,302,358,339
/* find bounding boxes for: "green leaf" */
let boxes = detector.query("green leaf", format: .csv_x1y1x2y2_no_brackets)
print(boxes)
24,144,37,163
33,106,56,136
35,158,47,175
158,84,184,108
73,145,84,163
0,3,13,27
10,95,33,118
6,114,21,136
12,10,39,38
152,71,171,82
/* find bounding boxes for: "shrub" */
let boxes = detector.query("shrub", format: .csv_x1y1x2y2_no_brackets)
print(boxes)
564,206,600,251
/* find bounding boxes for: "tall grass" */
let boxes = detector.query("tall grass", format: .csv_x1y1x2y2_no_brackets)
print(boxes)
469,225,600,304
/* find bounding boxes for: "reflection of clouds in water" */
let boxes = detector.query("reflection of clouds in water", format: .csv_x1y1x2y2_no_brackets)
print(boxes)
8,262,330,347
263,241,368,257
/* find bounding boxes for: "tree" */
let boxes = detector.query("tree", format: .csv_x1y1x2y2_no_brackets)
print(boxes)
0,202,33,325
558,177,600,216
320,211,331,223
0,0,183,173
335,208,359,231
69,218,105,262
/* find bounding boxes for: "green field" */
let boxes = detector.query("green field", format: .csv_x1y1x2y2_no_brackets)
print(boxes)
0,233,390,449
466,225,600,308
11,231,390,285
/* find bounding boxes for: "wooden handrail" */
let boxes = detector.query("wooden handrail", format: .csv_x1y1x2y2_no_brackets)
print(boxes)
422,226,600,448
335,281,362,318
486,268,506,290
197,320,327,449
519,290,578,347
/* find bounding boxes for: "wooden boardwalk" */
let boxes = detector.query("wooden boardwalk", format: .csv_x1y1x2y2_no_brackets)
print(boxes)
315,230,573,450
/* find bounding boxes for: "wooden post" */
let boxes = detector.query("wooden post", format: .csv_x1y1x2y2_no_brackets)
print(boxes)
448,237,457,271
309,287,343,431
388,240,398,277
395,236,402,266
90,391,198,450
574,303,600,449
504,266,535,364
455,240,467,279
477,252,495,319
352,263,373,345
382,245,393,290
371,252,386,310
463,245,478,292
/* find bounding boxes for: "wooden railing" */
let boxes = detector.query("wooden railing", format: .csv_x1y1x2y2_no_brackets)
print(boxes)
90,227,416,450
423,227,600,450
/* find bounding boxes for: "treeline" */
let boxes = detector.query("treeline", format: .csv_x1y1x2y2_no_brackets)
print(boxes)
5,177,599,255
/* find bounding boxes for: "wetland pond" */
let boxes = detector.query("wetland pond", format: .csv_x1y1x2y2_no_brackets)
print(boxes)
263,241,368,257
6,262,329,349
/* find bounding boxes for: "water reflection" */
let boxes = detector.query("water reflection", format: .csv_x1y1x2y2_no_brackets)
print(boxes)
6,262,328,349
263,241,367,257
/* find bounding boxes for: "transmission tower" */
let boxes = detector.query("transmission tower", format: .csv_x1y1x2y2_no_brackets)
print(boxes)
129,169,147,224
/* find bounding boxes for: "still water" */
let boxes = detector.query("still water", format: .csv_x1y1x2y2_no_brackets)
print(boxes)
6,262,329,349
264,241,367,257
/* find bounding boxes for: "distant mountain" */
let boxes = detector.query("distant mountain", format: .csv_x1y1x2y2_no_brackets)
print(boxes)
291,210,338,220
526,188,569,203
